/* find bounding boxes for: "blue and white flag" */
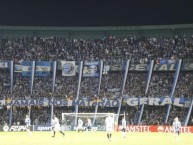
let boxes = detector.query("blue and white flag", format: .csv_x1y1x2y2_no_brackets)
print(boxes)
22,61,51,76
35,61,51,76
22,61,32,76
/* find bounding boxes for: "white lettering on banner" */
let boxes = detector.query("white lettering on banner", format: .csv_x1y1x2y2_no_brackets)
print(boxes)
164,126,174,133
64,125,106,131
173,98,183,107
129,63,178,71
9,126,27,131
37,126,52,131
160,98,172,106
139,98,148,105
164,127,191,133
3,97,186,107
3,126,27,132
182,127,191,133
126,97,185,107
127,126,150,132
123,126,192,133
148,98,160,106
74,126,87,131
126,98,138,106
159,64,168,70
135,64,147,71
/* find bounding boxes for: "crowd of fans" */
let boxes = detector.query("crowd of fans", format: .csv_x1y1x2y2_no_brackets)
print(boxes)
32,76,53,99
79,77,99,101
30,106,51,125
173,72,193,98
0,34,193,126
55,72,78,100
1,35,193,61
141,106,167,125
147,72,175,98
124,72,147,97
12,73,31,99
100,72,123,100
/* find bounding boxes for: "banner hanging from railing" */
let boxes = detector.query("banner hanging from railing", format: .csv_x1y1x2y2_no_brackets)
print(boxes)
2,97,187,107
0,60,9,68
22,61,51,76
22,61,32,76
14,64,22,72
35,61,51,76
83,61,99,77
61,61,76,76
0,59,191,73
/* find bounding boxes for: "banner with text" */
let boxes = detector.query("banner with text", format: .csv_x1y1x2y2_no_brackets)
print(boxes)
117,125,193,133
0,125,31,132
2,97,187,107
1,125,193,132
129,62,193,71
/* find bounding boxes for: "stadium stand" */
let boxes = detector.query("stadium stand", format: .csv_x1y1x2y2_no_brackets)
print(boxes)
0,24,193,126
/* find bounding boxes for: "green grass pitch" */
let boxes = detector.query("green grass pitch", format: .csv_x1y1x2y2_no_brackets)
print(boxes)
0,131,192,145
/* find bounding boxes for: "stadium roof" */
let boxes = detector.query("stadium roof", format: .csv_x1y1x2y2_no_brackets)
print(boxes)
0,24,193,39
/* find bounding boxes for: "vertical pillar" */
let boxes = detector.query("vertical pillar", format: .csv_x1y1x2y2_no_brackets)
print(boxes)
165,59,182,123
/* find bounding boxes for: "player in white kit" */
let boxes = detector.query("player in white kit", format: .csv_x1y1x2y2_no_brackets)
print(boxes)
51,115,65,137
77,118,84,132
105,114,114,141
25,115,32,135
121,116,127,138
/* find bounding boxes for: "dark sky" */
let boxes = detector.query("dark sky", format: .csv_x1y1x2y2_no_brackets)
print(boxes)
0,0,192,26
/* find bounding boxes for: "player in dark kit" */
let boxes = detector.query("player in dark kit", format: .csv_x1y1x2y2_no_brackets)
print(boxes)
85,117,92,132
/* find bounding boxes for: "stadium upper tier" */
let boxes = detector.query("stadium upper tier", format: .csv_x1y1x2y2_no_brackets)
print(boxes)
0,26,193,100
0,24,193,61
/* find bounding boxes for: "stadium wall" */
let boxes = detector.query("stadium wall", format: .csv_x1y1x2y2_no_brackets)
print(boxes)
1,125,193,133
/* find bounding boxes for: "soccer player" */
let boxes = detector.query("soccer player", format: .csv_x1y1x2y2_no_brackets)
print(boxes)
121,116,127,138
86,117,92,133
61,120,66,132
51,115,65,137
105,114,114,141
25,115,31,135
77,118,84,132
172,117,181,141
